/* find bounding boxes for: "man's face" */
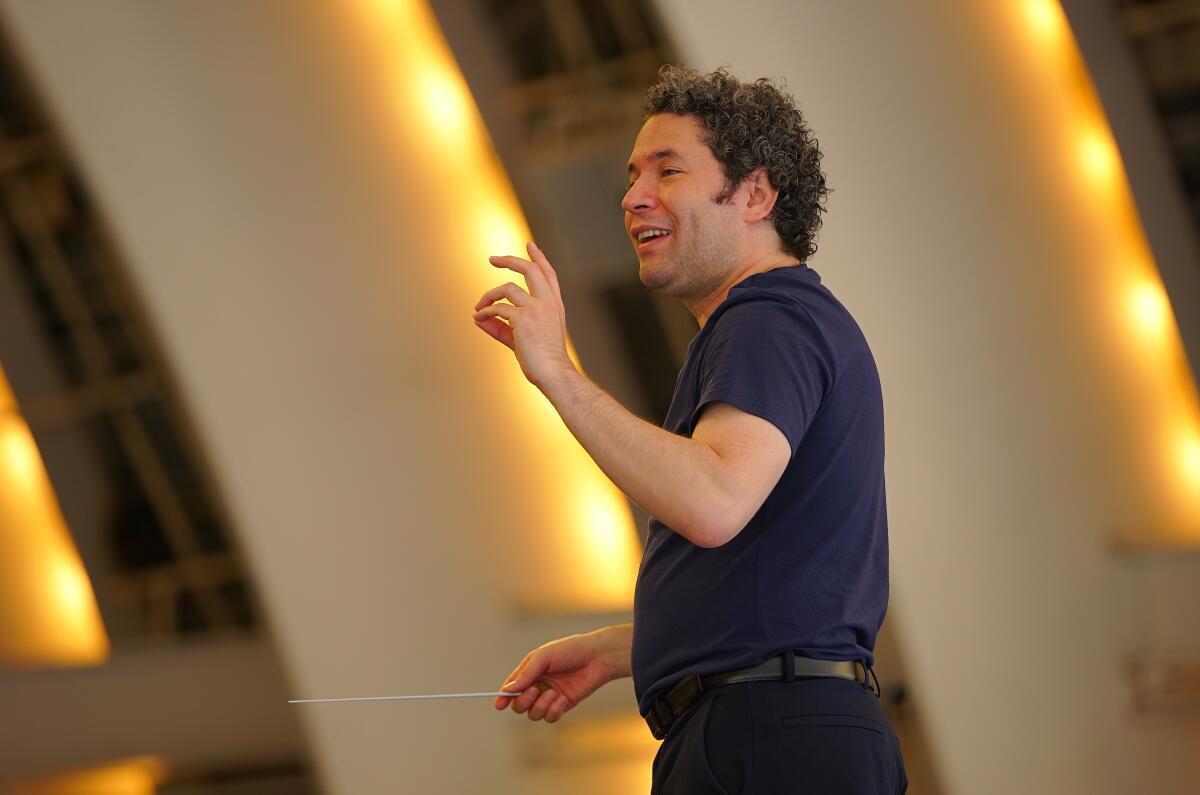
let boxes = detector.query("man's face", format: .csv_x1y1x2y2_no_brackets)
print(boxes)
622,113,741,299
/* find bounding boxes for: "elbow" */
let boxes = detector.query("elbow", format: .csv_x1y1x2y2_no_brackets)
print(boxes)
681,503,747,549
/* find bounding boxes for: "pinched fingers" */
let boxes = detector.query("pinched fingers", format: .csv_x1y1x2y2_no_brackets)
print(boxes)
473,303,516,323
489,254,550,298
474,315,515,350
493,645,575,723
474,282,532,312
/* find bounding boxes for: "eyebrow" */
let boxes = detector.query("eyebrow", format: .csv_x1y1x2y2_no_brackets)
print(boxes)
627,148,682,175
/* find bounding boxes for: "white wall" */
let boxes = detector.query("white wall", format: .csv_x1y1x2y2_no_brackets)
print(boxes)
654,1,1200,792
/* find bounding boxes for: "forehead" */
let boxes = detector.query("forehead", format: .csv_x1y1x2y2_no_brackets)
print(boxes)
627,113,711,170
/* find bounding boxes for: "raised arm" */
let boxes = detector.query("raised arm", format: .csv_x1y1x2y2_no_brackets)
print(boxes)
473,243,790,547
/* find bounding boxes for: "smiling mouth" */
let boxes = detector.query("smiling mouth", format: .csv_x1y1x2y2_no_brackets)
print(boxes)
635,231,671,250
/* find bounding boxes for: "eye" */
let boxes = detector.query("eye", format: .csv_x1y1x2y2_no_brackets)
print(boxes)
661,168,681,177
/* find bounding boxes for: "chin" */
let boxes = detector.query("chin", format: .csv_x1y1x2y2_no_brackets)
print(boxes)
638,260,674,291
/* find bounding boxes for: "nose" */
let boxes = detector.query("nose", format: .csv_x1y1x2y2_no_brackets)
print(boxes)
621,175,657,213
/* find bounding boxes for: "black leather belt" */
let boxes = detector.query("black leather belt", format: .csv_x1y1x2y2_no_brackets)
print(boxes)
644,652,871,740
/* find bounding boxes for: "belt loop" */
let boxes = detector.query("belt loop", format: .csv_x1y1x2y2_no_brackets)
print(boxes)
868,664,881,698
782,650,796,682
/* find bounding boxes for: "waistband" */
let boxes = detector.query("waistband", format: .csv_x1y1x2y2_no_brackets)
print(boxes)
644,651,875,740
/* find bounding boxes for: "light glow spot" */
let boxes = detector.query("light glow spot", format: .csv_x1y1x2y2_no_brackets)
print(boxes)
0,414,41,494
476,209,529,261
418,68,473,140
1180,431,1200,491
1127,277,1170,340
1078,126,1118,186
574,476,640,606
362,0,402,17
54,558,95,619
5,756,166,795
0,369,109,667
1025,0,1065,41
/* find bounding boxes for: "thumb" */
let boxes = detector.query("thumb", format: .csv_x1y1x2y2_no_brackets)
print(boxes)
502,657,548,693
499,658,547,701
494,655,548,710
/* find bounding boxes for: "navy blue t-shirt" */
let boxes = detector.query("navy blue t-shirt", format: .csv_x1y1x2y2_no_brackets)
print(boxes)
631,263,889,716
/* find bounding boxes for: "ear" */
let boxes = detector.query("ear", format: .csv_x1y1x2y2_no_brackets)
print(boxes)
741,167,779,222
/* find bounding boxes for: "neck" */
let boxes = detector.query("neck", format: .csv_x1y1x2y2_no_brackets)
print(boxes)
684,249,799,327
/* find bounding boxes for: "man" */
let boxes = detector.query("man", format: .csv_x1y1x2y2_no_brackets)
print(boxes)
474,66,906,793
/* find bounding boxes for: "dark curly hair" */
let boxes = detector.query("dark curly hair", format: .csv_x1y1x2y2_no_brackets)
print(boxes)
642,65,830,262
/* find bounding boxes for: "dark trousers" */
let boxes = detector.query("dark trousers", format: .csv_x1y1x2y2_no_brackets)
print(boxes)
650,677,908,794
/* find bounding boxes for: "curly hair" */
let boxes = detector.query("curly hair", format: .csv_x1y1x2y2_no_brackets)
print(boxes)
642,65,830,262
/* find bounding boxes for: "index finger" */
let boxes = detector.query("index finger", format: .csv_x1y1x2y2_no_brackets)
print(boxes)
526,242,562,303
488,254,550,298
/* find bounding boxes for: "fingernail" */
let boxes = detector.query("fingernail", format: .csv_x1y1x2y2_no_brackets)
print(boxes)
502,681,518,691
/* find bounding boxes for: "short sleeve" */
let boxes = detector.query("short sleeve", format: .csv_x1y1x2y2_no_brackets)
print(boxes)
692,294,832,456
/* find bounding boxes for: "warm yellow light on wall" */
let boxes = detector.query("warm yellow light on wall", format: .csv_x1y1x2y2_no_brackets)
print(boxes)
3,756,166,795
576,473,644,585
362,0,402,18
1024,0,1066,42
532,710,662,792
475,208,529,263
1126,276,1171,341
376,0,486,160
417,66,474,141
1077,125,1119,188
1179,429,1200,491
1,414,41,491
1012,1,1200,539
0,368,109,667
356,0,641,608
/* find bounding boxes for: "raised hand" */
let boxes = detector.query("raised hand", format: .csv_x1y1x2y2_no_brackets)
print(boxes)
473,241,574,390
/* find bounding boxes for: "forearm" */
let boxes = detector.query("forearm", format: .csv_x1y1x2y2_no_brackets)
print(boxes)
541,366,729,547
592,623,634,680
473,246,745,546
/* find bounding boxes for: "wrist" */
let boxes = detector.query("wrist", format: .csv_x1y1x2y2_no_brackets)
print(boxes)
591,623,633,681
536,357,584,402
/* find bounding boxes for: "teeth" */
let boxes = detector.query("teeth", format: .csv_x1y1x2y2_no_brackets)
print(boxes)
637,229,670,242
